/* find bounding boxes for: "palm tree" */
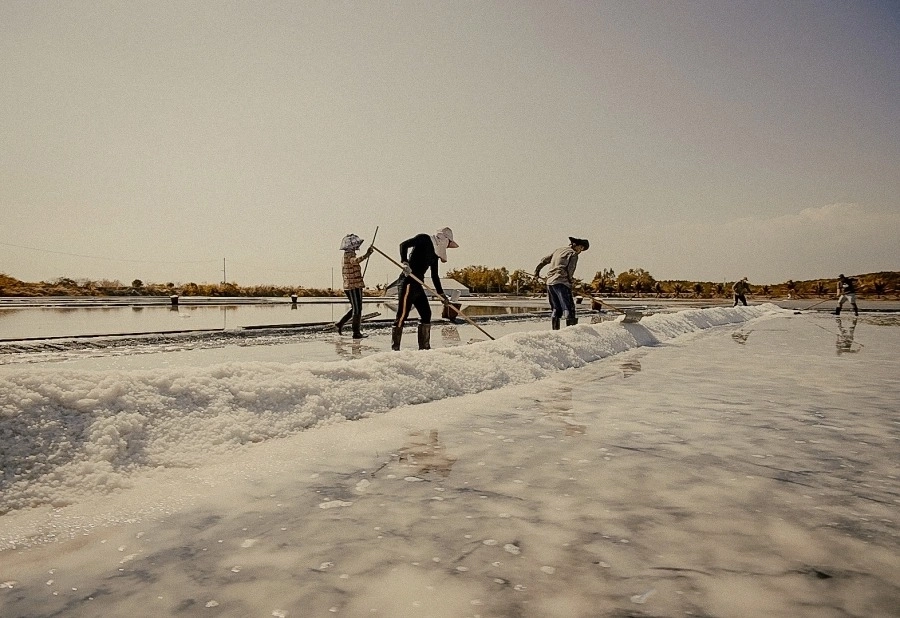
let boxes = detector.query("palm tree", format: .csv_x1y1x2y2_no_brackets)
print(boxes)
693,282,704,298
672,282,684,298
873,280,887,298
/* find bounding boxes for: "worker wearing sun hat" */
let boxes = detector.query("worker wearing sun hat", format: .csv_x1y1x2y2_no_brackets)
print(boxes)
534,236,589,330
391,227,459,351
335,233,374,338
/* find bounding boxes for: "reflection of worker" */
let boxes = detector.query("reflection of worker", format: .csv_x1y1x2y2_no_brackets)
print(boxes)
834,274,859,316
835,317,859,355
732,277,751,306
392,227,458,351
534,237,589,330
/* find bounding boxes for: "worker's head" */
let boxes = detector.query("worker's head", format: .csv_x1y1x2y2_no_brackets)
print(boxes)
433,227,459,262
339,234,363,252
569,237,590,253
437,227,458,248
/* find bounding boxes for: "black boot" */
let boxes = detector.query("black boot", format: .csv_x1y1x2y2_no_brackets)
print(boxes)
566,317,579,326
551,317,561,330
417,323,432,350
834,306,841,315
351,314,367,339
391,327,403,351
853,305,859,316
335,311,351,335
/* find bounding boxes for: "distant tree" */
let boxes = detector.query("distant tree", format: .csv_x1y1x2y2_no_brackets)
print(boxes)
616,268,655,297
131,279,144,290
761,285,771,296
654,281,663,297
872,280,887,297
591,268,616,294
813,281,827,296
508,269,532,295
672,282,684,298
693,282,705,297
446,265,509,294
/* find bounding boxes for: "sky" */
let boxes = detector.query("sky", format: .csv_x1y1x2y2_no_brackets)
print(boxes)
2,0,898,289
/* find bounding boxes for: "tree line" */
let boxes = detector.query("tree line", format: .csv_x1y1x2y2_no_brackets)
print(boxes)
1,269,897,299
446,266,899,299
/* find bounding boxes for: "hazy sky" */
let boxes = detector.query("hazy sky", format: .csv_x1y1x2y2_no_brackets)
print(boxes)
2,0,898,288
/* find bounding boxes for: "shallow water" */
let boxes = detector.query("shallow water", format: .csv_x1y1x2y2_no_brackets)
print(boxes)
1,310,897,617
0,298,552,340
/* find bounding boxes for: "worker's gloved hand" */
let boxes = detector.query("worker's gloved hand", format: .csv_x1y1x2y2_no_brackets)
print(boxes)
533,271,541,279
439,293,450,305
401,262,412,276
364,247,373,258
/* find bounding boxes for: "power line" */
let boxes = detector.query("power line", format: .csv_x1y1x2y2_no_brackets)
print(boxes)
0,240,220,265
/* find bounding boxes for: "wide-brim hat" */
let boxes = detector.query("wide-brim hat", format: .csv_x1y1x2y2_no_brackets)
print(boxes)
340,234,364,251
569,237,589,250
438,227,459,248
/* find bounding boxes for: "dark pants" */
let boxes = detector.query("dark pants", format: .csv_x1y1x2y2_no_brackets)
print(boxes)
733,293,747,307
548,283,575,319
394,278,432,327
337,288,364,327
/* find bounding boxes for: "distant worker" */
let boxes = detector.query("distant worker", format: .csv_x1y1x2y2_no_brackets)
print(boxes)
534,237,589,330
732,277,751,307
834,274,859,316
335,234,373,338
392,227,458,351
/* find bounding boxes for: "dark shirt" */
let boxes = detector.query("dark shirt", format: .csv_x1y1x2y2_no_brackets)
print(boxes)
399,234,444,295
840,279,856,294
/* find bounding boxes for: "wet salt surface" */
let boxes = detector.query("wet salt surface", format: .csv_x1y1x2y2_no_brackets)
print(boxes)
1,309,898,617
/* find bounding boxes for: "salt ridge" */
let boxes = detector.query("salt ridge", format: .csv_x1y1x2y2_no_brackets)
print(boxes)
0,305,781,514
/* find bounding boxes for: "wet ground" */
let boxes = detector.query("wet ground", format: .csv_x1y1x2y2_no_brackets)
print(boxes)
1,311,897,617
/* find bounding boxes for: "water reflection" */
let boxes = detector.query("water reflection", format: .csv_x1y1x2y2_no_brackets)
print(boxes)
835,317,859,355
440,325,461,345
534,386,586,437
396,430,457,478
620,360,642,377
0,299,548,341
731,330,751,344
457,305,541,317
333,337,377,359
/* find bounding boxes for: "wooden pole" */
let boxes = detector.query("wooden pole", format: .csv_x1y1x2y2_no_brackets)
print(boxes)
370,245,495,341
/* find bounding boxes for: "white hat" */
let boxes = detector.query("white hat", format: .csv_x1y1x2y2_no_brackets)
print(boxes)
437,227,458,248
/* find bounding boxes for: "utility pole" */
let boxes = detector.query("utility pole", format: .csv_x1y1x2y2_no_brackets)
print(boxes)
222,258,226,284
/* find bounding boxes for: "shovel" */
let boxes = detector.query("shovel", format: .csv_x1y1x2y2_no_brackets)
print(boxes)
370,245,496,341
589,296,644,323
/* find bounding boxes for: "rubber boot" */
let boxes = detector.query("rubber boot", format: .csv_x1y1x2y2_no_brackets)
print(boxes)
351,313,367,339
566,317,579,327
853,305,859,317
335,313,350,335
551,317,561,330
417,323,432,350
391,327,403,351
834,305,841,315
